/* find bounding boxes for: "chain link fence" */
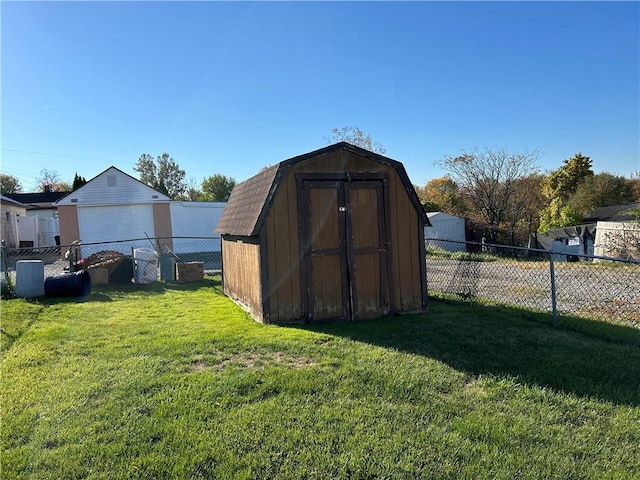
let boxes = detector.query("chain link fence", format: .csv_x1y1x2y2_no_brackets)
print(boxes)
4,235,638,343
426,238,640,336
2,236,222,288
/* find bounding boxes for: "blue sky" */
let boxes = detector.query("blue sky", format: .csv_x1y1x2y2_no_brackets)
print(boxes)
2,1,639,193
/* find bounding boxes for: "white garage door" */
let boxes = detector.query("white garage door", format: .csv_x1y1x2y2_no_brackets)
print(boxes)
78,205,155,255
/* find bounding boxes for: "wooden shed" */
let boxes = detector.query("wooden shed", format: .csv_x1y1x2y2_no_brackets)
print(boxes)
215,142,430,323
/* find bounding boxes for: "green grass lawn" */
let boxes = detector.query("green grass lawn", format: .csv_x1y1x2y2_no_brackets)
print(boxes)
2,277,639,479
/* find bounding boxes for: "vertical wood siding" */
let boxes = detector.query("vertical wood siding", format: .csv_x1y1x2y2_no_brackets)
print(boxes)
264,165,303,322
221,236,264,321
263,150,425,322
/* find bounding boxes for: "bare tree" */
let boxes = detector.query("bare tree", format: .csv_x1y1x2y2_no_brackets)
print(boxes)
327,126,386,154
438,148,541,241
503,173,546,245
36,169,71,192
180,177,204,201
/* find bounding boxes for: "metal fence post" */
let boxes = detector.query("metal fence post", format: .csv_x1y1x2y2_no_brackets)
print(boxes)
548,253,558,327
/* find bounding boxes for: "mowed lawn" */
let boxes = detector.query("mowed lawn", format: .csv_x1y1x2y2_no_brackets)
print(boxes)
2,277,639,479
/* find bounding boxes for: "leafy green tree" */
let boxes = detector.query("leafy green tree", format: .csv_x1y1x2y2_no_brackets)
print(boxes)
134,153,186,199
327,126,386,154
538,153,594,231
569,173,636,216
438,148,541,240
0,174,22,194
72,173,87,190
538,197,582,233
201,174,236,202
542,153,593,200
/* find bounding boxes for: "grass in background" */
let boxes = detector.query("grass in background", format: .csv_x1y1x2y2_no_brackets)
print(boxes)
2,277,639,479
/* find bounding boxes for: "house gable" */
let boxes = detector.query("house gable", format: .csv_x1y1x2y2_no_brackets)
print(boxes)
55,166,171,207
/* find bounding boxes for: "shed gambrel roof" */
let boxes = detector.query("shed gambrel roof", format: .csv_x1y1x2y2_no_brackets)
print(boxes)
215,164,279,236
216,142,428,236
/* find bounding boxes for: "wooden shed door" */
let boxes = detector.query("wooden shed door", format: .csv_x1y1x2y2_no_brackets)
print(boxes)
298,176,391,321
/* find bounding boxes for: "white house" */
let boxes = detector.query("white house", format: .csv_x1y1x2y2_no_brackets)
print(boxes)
55,166,226,258
3,190,64,248
424,212,466,252
56,166,173,256
4,189,68,219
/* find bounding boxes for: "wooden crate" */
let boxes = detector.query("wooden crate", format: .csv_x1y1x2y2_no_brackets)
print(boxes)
175,262,204,283
88,267,109,286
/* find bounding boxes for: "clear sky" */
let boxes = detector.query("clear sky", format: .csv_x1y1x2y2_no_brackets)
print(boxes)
2,1,639,193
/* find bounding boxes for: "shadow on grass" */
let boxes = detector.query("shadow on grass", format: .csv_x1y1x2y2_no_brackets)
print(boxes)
301,299,640,406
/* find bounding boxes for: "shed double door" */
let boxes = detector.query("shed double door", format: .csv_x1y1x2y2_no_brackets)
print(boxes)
297,174,392,321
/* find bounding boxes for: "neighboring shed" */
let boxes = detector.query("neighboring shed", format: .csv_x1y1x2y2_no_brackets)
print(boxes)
215,142,430,323
56,166,172,255
425,212,466,252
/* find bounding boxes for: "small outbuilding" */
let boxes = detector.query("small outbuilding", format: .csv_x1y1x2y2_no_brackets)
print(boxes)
215,142,430,323
425,212,466,252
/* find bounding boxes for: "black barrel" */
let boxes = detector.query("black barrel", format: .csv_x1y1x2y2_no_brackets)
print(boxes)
44,270,92,298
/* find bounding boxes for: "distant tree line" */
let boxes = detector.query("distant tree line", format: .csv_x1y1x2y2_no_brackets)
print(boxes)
416,151,639,246
3,126,638,252
133,153,236,202
1,159,237,202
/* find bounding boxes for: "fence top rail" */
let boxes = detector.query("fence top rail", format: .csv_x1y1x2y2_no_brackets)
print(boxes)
59,236,221,247
424,237,640,265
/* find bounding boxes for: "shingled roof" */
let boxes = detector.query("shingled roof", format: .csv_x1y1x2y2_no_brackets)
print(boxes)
215,142,428,236
583,202,640,223
215,164,279,236
5,191,69,209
